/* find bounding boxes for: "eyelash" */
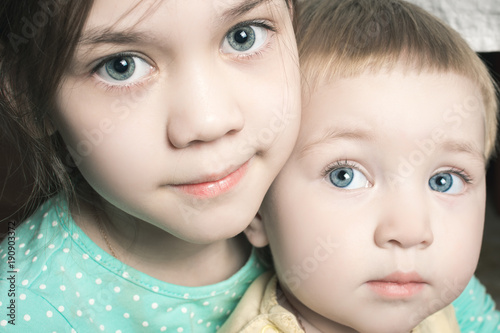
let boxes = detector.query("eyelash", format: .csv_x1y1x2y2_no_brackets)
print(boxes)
321,161,473,185
321,160,361,178
89,52,154,93
438,167,473,184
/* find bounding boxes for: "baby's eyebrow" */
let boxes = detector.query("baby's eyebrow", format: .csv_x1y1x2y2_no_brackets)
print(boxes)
299,128,374,158
440,140,485,163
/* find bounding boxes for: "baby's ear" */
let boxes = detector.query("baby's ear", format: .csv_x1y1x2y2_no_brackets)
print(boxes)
244,213,269,248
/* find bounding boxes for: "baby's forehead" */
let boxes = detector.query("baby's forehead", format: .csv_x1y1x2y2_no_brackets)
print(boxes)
297,69,487,159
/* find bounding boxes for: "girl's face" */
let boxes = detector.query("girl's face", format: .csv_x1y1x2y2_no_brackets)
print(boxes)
53,0,300,243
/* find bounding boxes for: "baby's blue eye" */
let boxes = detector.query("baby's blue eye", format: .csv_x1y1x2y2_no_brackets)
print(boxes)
328,167,369,189
95,55,153,85
222,24,268,54
428,172,465,194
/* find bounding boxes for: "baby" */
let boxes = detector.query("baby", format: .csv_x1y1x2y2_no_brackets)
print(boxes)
221,0,498,332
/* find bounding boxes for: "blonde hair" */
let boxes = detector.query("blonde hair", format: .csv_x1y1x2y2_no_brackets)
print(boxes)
296,0,498,159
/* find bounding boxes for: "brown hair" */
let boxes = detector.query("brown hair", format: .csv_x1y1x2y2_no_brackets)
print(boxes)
0,1,95,217
0,0,298,219
296,0,498,159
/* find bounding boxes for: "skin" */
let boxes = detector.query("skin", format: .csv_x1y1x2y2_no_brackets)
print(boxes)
52,0,300,286
248,69,486,332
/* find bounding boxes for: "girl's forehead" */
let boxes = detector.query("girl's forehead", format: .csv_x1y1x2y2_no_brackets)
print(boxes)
85,0,277,29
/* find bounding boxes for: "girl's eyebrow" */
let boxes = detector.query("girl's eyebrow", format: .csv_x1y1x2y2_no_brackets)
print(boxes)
78,0,272,47
222,0,273,23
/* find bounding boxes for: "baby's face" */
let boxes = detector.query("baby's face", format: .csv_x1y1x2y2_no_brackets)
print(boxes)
261,69,486,332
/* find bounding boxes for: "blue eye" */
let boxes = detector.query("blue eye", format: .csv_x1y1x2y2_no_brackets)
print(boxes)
222,24,268,54
95,55,153,85
328,167,369,189
428,172,465,194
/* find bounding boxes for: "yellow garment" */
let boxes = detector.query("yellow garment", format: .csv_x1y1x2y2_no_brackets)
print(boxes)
219,272,461,333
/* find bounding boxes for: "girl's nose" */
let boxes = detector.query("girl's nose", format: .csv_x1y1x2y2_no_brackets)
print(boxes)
373,191,434,250
166,61,245,149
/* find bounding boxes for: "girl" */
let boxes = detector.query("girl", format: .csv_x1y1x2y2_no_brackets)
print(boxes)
0,0,300,331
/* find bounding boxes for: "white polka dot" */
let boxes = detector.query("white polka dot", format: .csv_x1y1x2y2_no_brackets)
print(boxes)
95,255,102,261
99,325,105,331
210,291,216,296
184,293,189,299
82,254,89,260
124,313,130,319
47,311,53,318
1,320,7,326
72,330,76,333
167,307,173,312
122,272,130,278
133,295,140,301
203,301,209,306
152,303,158,309
190,312,195,318
20,294,26,300
470,316,475,322
19,243,25,248
60,266,65,272
37,233,44,239
24,314,31,321
152,286,159,292
197,319,203,324
177,328,184,333
32,256,38,262
58,306,64,312
39,284,46,290
114,287,121,293
76,272,82,279
89,299,95,305
63,232,69,238
181,307,187,313
72,233,79,240
478,317,484,323
206,322,211,327
116,331,122,333
77,310,82,317
30,225,35,230
161,327,167,332
43,212,49,218
75,292,80,298
95,278,102,285
52,221,58,227
24,249,30,255
22,279,28,286
63,248,70,253
213,306,218,312
106,305,112,311
42,265,48,271
142,322,149,327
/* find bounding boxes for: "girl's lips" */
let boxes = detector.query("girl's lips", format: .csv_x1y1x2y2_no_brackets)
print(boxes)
366,272,426,298
172,160,250,198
